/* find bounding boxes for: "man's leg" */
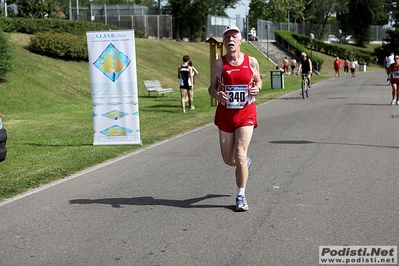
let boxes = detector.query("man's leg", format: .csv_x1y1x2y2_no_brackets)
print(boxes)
233,126,254,188
187,89,195,110
218,130,235,167
219,128,252,187
180,89,186,112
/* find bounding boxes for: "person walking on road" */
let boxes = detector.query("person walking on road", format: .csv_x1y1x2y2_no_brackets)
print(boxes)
344,58,350,74
185,60,199,102
386,53,395,82
283,57,289,75
290,57,297,75
178,55,194,113
334,57,341,77
350,58,358,77
387,54,399,105
208,25,262,212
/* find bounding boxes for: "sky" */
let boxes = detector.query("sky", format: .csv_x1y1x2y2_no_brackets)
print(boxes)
225,0,250,19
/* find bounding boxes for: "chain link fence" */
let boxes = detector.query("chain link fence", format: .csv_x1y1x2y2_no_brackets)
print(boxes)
256,20,390,43
70,5,172,39
207,15,390,43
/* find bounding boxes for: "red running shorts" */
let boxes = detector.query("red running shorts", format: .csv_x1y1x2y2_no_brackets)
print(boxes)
214,103,258,133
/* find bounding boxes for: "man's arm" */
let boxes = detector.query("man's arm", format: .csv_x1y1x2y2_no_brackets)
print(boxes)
177,66,181,79
189,66,194,86
208,59,226,102
249,56,262,95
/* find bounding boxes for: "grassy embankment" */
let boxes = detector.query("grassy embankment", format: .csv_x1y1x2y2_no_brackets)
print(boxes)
0,33,383,201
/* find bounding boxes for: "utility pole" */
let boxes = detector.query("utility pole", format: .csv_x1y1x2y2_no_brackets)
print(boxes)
287,0,290,31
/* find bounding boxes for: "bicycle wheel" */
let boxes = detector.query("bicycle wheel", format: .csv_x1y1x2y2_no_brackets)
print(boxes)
301,79,306,99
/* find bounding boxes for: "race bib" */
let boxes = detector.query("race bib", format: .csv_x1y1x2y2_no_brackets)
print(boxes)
225,85,249,109
392,71,399,78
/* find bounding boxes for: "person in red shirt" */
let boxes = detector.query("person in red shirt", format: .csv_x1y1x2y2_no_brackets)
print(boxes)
388,55,399,105
344,58,350,74
334,57,341,77
208,25,262,212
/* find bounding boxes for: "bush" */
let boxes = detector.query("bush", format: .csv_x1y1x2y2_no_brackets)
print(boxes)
276,30,324,71
29,32,88,61
0,17,118,35
0,31,14,79
290,31,375,65
0,17,145,61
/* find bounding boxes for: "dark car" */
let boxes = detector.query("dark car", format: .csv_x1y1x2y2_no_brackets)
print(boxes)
0,114,7,162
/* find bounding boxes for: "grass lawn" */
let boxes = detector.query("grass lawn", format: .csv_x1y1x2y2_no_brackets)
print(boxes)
0,33,384,201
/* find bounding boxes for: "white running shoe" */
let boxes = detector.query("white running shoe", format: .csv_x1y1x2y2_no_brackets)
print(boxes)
391,99,396,105
235,195,249,212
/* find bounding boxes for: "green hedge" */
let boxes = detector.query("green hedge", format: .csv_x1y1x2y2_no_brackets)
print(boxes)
293,32,375,64
0,30,14,78
0,17,118,35
29,32,88,60
275,30,324,71
0,17,147,61
276,30,376,69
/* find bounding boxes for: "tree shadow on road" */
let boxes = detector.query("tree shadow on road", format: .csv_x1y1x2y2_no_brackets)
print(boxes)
69,194,233,209
270,140,399,149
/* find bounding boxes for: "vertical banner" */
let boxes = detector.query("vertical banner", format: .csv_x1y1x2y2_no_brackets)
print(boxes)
86,30,141,145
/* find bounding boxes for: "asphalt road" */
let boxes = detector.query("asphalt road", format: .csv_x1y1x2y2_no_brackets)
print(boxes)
1,70,398,266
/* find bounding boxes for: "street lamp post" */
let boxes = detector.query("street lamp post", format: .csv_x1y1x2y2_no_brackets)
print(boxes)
310,33,314,59
287,0,290,31
237,2,248,41
245,5,248,41
266,24,269,58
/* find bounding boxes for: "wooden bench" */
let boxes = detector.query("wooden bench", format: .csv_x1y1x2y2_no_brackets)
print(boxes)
143,80,173,97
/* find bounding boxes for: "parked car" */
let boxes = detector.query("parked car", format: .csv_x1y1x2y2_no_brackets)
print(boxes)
0,113,7,162
327,34,340,43
344,35,354,43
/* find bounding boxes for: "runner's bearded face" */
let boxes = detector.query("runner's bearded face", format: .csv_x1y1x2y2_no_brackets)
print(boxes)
223,31,241,50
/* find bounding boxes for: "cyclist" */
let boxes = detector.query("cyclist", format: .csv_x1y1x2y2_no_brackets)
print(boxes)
297,52,313,88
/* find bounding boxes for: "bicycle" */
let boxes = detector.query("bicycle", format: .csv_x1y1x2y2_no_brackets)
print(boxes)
300,73,310,99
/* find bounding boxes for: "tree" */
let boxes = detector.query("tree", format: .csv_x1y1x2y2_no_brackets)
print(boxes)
248,0,266,28
164,0,238,41
259,0,308,24
345,0,381,46
0,31,13,79
304,0,349,39
17,0,60,18
379,1,399,57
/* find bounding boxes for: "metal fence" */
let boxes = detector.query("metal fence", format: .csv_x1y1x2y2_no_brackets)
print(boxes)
70,4,172,39
207,15,391,43
207,15,244,38
256,20,391,43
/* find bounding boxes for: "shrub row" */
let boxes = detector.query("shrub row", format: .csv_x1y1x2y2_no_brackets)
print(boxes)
0,30,13,79
0,17,147,61
0,17,118,35
291,32,375,64
29,32,88,60
276,30,376,70
276,30,324,71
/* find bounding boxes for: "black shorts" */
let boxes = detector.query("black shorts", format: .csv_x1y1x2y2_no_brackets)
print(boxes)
180,86,192,90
